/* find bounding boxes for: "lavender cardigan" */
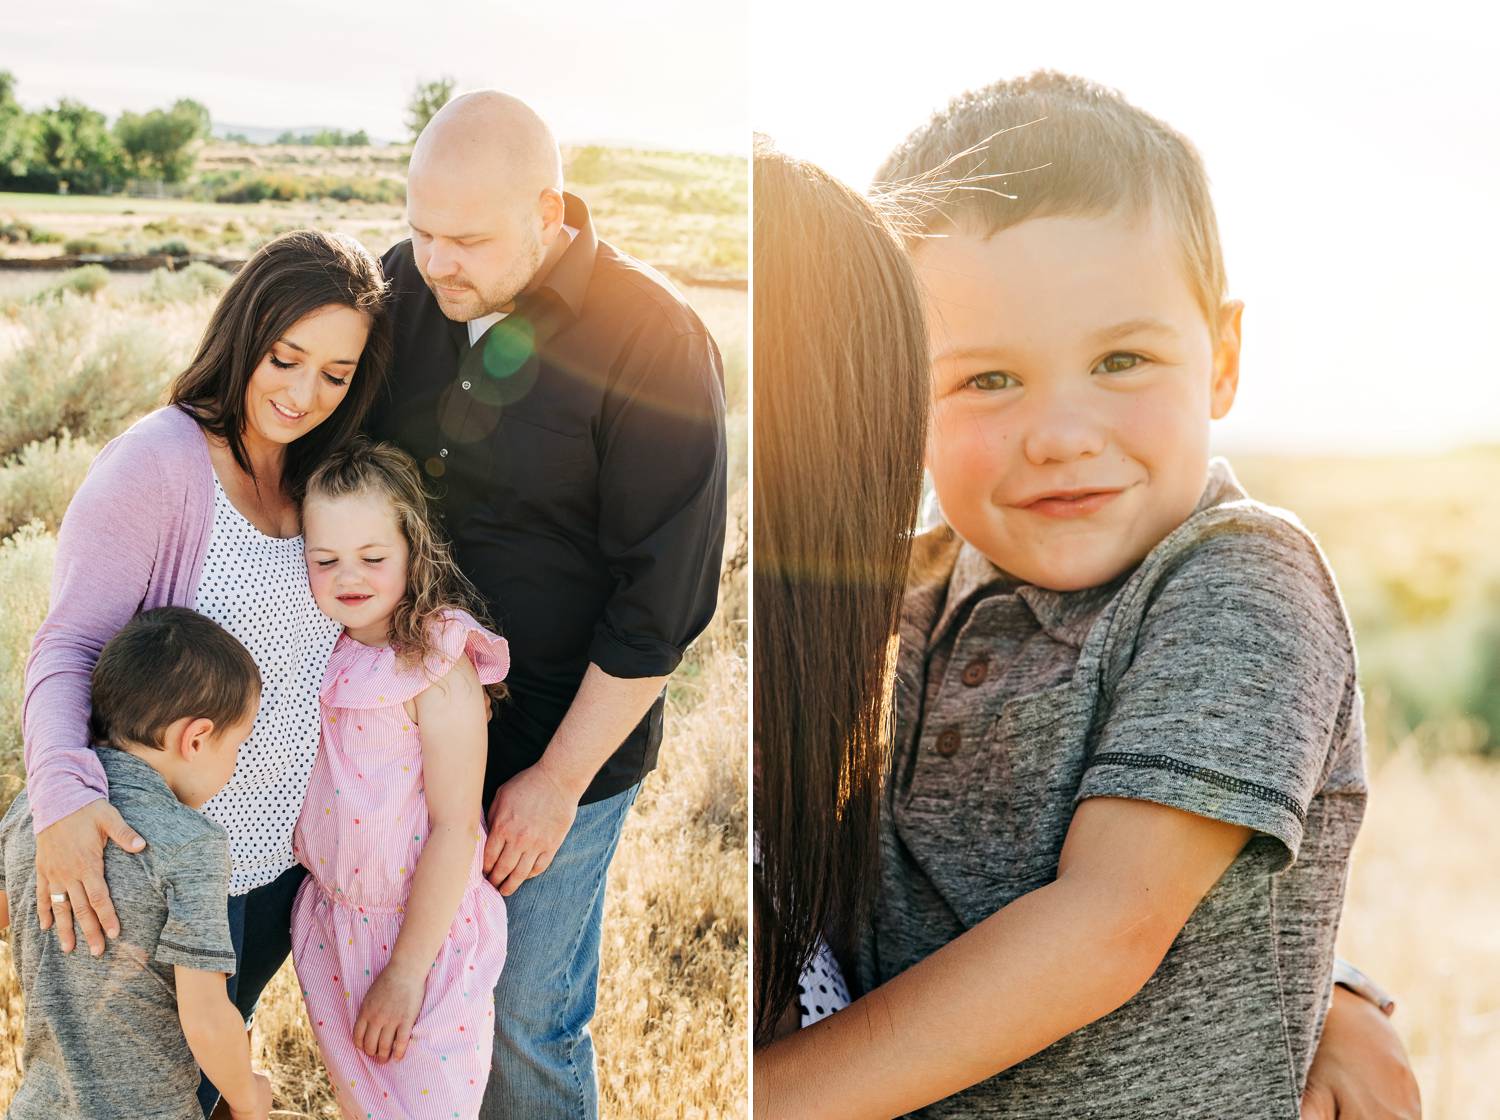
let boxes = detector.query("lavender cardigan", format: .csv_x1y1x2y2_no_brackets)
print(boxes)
22,405,215,833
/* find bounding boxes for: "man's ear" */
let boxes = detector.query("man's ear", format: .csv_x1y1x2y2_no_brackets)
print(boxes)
1210,300,1244,420
539,187,566,241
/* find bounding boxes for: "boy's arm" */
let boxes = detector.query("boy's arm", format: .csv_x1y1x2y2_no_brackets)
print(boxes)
754,798,1249,1120
174,967,271,1119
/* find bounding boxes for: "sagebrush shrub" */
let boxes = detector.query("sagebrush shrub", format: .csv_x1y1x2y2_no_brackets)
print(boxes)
0,433,98,539
0,298,175,457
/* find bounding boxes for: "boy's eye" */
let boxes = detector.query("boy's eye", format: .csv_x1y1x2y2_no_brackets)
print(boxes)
269,356,295,370
966,370,1019,392
1094,352,1145,375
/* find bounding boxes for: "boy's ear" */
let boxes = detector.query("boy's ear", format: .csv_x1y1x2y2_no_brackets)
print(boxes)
172,716,217,762
1209,300,1244,420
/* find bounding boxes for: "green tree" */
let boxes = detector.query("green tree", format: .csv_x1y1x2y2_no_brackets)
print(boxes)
114,98,211,183
404,76,455,141
34,99,126,193
0,71,39,180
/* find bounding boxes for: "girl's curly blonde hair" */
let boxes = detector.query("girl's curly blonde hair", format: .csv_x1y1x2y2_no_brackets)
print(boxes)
304,438,506,700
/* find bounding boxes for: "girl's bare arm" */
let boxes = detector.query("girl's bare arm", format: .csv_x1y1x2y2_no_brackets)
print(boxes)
352,654,488,1063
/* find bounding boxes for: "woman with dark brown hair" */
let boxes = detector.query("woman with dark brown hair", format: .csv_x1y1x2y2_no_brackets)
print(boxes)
20,230,389,1117
751,146,1420,1118
753,141,929,1044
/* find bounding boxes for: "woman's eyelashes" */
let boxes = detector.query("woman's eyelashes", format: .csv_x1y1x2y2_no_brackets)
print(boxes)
268,355,349,386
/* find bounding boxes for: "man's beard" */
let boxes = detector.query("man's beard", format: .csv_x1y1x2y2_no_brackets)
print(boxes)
421,226,547,322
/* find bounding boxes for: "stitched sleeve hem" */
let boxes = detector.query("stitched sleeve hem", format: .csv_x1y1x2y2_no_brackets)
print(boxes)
1077,750,1305,866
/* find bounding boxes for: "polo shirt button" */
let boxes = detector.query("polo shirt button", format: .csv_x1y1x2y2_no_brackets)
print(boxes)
439,448,449,457
935,727,961,757
461,380,471,390
960,658,989,687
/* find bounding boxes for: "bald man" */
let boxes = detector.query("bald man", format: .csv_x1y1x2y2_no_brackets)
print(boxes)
371,92,726,1117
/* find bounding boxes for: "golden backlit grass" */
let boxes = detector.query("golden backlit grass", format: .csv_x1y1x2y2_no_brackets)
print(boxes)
1338,747,1500,1120
1243,453,1500,1120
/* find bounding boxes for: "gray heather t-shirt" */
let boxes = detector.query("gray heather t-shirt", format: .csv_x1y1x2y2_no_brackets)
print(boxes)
858,460,1367,1120
0,749,235,1120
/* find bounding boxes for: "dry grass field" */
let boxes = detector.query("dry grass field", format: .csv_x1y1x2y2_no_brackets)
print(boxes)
0,155,747,1116
1238,454,1500,1120
0,144,746,283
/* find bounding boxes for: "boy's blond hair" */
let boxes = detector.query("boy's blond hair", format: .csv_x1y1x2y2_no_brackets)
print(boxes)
876,70,1227,320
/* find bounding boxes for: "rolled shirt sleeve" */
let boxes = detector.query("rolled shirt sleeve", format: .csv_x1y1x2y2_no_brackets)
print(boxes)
587,327,727,679
154,832,237,973
1076,520,1357,865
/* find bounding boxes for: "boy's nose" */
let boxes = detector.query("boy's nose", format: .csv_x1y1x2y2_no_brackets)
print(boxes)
1021,401,1108,466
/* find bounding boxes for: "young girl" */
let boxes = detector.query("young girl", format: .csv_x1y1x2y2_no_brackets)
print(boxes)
291,438,508,1120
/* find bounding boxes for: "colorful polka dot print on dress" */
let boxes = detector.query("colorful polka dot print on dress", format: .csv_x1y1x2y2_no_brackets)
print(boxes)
290,610,510,1119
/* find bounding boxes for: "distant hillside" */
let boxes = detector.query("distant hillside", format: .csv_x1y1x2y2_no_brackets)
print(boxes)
212,123,397,145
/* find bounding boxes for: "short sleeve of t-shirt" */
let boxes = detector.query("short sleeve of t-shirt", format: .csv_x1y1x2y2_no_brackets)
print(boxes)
1076,517,1354,866
154,832,237,973
0,792,31,897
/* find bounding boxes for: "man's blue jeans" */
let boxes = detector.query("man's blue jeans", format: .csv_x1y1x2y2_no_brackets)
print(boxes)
481,781,640,1119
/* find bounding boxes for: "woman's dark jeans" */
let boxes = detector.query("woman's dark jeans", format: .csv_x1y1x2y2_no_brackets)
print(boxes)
196,863,307,1116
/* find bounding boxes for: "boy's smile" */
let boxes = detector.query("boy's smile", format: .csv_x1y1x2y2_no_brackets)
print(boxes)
917,207,1242,591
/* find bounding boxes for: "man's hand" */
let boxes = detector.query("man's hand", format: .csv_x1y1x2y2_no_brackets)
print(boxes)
34,799,146,954
1301,985,1421,1119
483,763,579,895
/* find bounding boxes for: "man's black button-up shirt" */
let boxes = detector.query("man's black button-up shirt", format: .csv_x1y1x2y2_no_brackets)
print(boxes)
374,194,727,805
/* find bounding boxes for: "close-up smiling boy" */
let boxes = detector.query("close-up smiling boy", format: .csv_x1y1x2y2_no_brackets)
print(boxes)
755,71,1370,1118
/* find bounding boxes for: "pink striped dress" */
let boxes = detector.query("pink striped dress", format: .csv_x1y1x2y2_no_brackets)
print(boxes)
290,610,509,1120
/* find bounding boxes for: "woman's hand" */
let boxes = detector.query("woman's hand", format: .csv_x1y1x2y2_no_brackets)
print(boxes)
1301,985,1421,1119
33,799,146,955
352,959,427,1063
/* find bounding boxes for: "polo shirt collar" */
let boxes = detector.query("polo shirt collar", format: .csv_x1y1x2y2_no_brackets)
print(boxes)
928,457,1248,651
98,747,176,802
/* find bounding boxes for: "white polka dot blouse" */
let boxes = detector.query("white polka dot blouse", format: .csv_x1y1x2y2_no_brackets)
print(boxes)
193,477,341,895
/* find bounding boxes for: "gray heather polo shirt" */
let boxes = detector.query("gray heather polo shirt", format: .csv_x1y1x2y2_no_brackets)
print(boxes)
858,460,1367,1120
0,749,236,1120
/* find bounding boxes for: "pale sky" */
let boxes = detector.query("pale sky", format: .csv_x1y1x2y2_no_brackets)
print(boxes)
754,0,1500,454
3,0,746,153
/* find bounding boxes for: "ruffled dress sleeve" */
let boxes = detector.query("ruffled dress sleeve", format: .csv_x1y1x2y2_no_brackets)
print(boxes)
321,609,510,709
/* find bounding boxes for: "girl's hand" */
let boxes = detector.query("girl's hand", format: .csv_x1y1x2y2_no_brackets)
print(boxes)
1301,986,1421,1119
33,799,146,955
353,960,427,1063
226,1071,273,1120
